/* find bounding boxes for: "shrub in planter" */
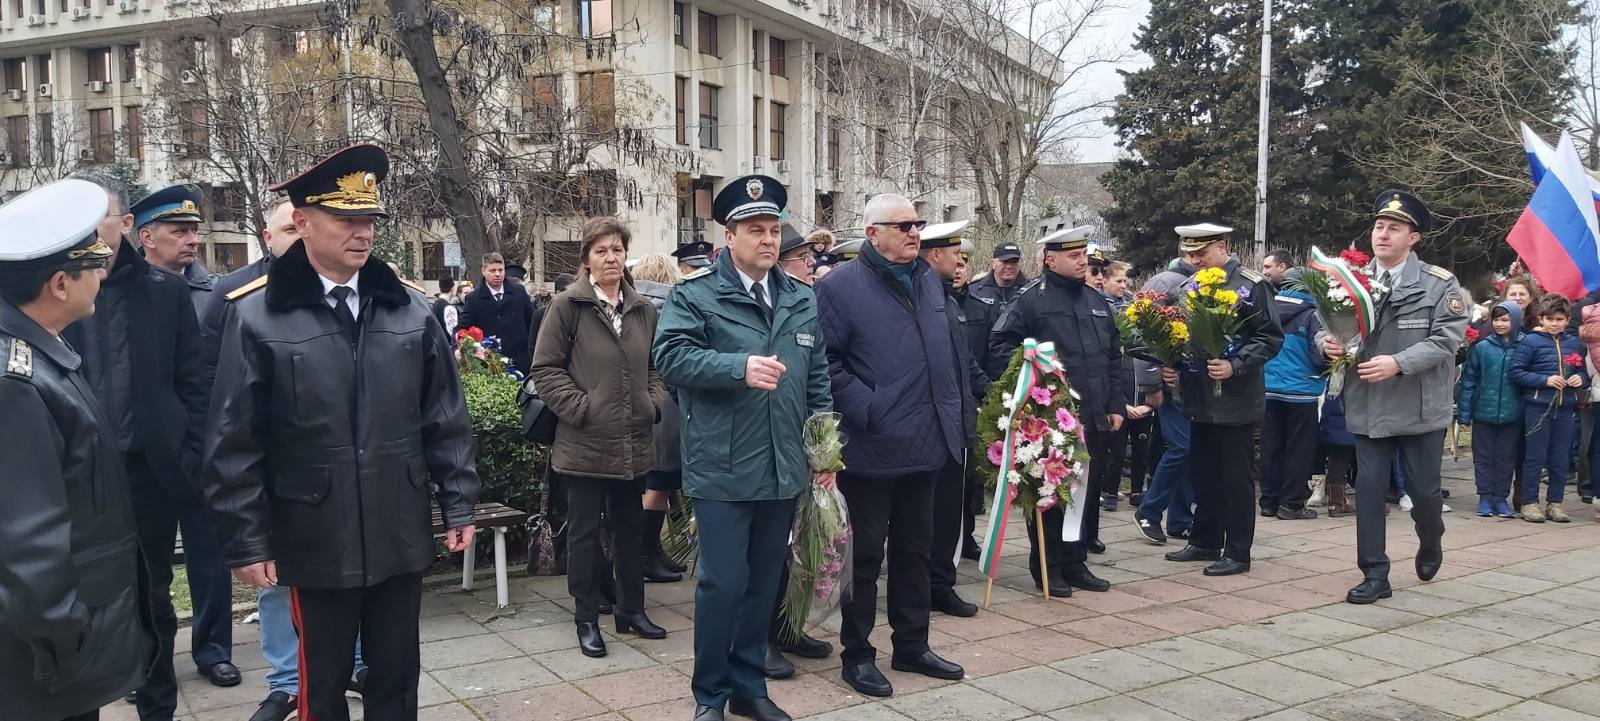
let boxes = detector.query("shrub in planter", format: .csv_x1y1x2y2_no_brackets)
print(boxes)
461,371,545,517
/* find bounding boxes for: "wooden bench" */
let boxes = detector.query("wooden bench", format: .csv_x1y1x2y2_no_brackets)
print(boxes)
172,502,529,608
435,503,528,608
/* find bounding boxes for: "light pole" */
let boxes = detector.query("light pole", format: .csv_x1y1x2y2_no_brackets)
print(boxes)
1253,0,1272,260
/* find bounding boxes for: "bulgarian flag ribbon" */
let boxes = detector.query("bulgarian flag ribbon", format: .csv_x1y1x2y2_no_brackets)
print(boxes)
1308,246,1378,337
978,339,1068,580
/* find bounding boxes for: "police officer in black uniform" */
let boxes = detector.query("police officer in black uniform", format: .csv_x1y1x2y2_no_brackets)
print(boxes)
1160,224,1283,577
673,239,713,276
967,242,1025,376
0,179,156,721
989,226,1122,596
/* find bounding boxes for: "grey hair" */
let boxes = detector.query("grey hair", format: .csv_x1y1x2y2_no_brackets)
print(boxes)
71,172,130,215
863,193,914,227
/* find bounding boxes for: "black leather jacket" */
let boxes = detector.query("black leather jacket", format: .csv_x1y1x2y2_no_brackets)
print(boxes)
203,242,480,589
0,301,155,720
988,268,1130,433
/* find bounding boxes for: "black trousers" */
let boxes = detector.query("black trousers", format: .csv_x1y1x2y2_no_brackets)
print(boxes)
693,497,795,707
1189,422,1257,563
292,572,422,721
1127,416,1158,496
60,712,98,721
838,467,939,666
929,459,967,595
962,460,985,550
1259,400,1321,512
563,472,646,621
1355,431,1447,580
1027,430,1106,585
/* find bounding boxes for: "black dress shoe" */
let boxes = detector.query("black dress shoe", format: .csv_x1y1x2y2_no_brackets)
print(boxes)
201,661,242,687
616,611,668,639
1085,539,1107,554
961,542,982,561
777,633,832,659
694,705,726,721
1065,569,1110,592
842,662,893,697
1033,579,1073,597
1259,506,1278,518
577,620,608,657
248,691,297,721
932,591,979,617
1133,515,1167,545
1346,578,1393,605
728,697,793,721
890,650,965,680
643,558,684,584
1164,545,1221,562
1277,507,1318,520
1416,546,1443,582
1203,558,1250,576
763,646,795,680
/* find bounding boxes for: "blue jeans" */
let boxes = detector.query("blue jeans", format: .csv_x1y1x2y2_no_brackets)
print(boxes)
259,585,366,695
1523,402,1578,504
1137,400,1195,533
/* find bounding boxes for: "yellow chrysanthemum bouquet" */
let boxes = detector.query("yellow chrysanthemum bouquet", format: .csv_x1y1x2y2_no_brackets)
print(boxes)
1180,267,1250,397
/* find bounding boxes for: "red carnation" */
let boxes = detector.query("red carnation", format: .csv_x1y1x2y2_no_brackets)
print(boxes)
1352,273,1371,290
1465,328,1481,343
1565,352,1583,369
456,326,485,343
1340,249,1371,268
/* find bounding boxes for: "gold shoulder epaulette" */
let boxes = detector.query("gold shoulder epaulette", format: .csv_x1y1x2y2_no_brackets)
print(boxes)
1424,264,1455,281
226,275,269,301
1238,267,1265,283
4,337,32,378
399,277,426,294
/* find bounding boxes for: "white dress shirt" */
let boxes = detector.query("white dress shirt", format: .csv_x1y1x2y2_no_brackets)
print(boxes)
737,268,773,307
319,273,360,316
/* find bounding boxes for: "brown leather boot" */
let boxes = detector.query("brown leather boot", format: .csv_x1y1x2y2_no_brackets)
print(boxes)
1328,478,1354,517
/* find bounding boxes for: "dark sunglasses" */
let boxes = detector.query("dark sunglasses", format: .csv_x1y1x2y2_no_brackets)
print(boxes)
872,220,928,233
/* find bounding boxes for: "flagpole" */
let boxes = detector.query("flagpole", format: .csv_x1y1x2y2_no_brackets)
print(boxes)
1253,0,1272,260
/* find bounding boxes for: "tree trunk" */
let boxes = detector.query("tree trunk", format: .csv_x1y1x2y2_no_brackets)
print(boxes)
385,0,492,278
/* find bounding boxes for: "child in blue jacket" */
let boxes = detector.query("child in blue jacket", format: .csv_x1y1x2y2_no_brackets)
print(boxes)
1459,300,1524,517
1509,296,1588,523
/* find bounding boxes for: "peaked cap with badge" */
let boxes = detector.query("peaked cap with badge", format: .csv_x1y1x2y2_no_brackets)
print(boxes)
1374,189,1430,233
713,174,786,225
672,239,714,268
131,182,204,230
1176,223,1234,252
0,178,114,270
1039,225,1093,252
919,219,971,251
269,143,390,217
832,238,864,261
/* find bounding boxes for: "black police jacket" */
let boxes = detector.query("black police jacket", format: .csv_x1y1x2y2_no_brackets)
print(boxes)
988,269,1129,433
0,301,155,721
1171,259,1284,426
203,241,480,589
953,284,1002,379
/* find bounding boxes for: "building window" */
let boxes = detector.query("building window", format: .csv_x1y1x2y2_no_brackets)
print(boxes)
827,117,840,171
574,0,611,38
212,242,248,272
520,74,560,141
674,76,687,145
178,101,208,158
770,37,787,77
36,112,52,166
752,30,762,70
3,59,23,92
122,45,142,83
34,54,50,86
577,71,614,134
770,102,785,161
4,115,26,167
874,126,888,175
86,47,111,84
88,108,113,162
123,105,142,161
698,12,719,57
697,83,718,148
751,97,760,155
211,183,244,223
673,2,686,47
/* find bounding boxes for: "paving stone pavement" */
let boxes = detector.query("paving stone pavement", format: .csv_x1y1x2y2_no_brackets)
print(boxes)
103,460,1600,720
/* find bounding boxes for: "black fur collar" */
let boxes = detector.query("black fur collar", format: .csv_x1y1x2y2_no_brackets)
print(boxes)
265,240,411,311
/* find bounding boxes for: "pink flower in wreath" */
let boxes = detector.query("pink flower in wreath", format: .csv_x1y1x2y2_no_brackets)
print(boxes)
1018,416,1050,443
1028,385,1053,405
1055,407,1078,433
987,440,1006,466
1041,447,1069,484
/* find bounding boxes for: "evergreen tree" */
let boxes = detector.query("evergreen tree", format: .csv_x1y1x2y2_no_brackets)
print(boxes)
109,156,149,206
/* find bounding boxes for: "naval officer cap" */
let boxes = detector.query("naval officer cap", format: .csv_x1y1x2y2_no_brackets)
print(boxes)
269,143,390,218
919,219,971,251
779,223,810,258
1176,223,1234,252
1087,241,1109,266
832,238,864,260
1374,189,1431,233
713,174,786,225
672,239,713,268
130,183,204,229
1039,225,1094,252
0,179,114,270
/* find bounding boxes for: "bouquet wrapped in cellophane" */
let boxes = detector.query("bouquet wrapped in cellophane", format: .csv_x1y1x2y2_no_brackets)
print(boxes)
779,412,852,639
1179,268,1248,397
1294,247,1387,395
1114,291,1190,367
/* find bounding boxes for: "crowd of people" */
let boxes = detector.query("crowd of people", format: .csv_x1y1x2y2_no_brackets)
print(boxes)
1,142,1564,721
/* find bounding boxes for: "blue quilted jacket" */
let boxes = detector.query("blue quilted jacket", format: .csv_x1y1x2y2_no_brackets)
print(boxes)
1510,326,1589,408
1458,301,1523,425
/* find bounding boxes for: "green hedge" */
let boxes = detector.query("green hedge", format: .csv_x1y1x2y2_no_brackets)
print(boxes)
461,373,546,521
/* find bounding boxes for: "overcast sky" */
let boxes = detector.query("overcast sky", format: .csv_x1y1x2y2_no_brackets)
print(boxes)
1072,0,1152,164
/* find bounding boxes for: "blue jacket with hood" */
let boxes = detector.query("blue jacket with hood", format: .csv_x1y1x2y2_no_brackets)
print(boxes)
1264,284,1328,402
1459,301,1524,425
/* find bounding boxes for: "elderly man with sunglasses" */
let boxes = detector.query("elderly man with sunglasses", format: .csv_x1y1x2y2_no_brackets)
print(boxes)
814,194,967,698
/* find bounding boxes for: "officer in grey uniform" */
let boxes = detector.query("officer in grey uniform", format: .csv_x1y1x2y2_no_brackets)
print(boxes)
1321,190,1467,604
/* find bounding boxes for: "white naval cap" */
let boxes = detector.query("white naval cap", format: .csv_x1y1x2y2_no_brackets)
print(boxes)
0,178,113,269
1175,223,1233,251
1039,225,1094,251
919,219,971,250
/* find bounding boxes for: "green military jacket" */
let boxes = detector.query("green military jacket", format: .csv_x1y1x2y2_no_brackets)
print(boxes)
652,251,833,501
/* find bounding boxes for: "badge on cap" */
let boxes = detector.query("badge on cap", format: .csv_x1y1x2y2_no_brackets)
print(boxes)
746,178,764,200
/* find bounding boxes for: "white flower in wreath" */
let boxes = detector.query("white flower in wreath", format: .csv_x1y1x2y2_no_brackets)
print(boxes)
1328,285,1349,302
1070,461,1085,478
1049,430,1065,447
997,416,1011,432
1002,393,1019,411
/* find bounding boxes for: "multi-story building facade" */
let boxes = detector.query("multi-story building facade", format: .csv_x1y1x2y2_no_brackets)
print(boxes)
0,0,1057,284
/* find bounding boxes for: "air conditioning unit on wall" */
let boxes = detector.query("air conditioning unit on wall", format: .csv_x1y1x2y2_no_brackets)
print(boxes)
25,13,45,25
117,0,137,10
37,83,52,98
88,80,106,93
71,6,90,19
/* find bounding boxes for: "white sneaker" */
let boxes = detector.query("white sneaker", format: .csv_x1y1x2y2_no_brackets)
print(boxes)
1307,477,1326,508
1400,494,1414,512
1442,503,1452,513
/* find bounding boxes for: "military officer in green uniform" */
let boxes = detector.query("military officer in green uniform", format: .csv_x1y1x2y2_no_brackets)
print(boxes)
1322,190,1467,604
653,175,834,721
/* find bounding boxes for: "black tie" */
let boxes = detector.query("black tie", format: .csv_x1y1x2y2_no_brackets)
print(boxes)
328,286,358,341
751,282,773,321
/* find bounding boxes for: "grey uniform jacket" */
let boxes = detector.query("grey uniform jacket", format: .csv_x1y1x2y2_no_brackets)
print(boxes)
1322,252,1468,439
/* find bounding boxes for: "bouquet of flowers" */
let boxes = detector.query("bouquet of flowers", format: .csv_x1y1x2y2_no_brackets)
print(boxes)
454,326,524,380
779,412,852,639
975,341,1092,513
1294,247,1388,395
1115,291,1190,366
1180,267,1250,397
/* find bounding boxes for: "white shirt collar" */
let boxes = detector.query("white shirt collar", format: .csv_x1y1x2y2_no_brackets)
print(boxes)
1376,257,1408,281
737,268,771,299
319,273,359,298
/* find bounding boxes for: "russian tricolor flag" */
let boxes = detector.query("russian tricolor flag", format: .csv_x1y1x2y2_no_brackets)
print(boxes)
1508,125,1600,300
